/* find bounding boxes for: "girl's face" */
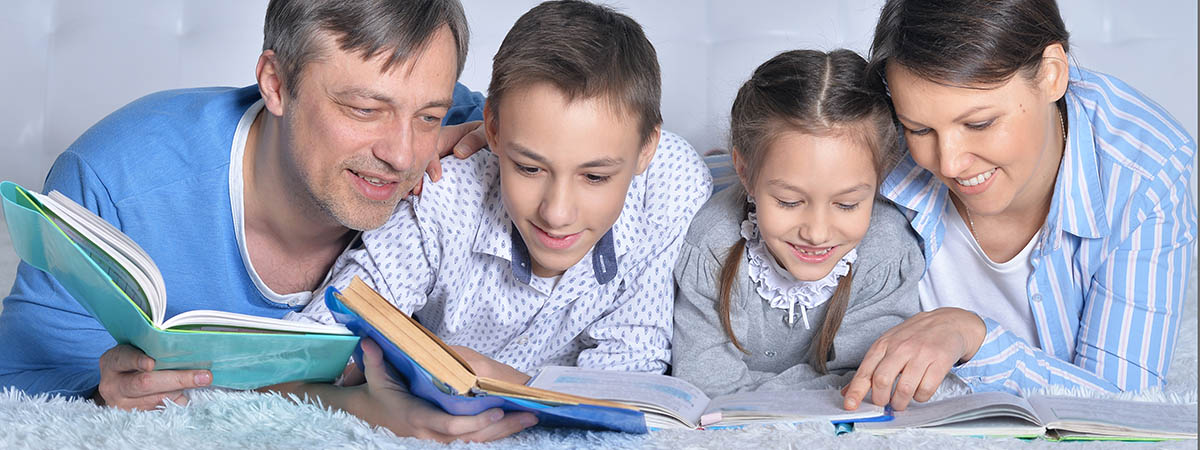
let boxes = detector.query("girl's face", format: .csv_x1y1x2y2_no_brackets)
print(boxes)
742,130,877,282
885,61,1067,220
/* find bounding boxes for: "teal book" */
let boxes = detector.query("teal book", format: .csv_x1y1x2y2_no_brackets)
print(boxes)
0,181,359,390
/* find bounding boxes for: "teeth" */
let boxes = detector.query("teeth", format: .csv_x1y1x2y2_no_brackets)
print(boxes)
354,172,387,187
956,169,995,187
798,247,831,255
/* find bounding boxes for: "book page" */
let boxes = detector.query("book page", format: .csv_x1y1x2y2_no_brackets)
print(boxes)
703,388,886,426
1030,395,1198,439
529,366,711,427
163,309,353,335
856,391,1040,432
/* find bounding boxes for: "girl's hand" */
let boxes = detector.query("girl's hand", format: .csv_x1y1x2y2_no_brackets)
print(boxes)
841,307,986,411
451,345,532,385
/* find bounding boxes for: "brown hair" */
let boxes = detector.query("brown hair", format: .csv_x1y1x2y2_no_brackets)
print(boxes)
263,0,470,98
867,0,1070,89
718,49,897,374
486,0,662,144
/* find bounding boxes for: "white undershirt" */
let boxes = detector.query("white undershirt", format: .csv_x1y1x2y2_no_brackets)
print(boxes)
228,100,333,307
918,200,1041,348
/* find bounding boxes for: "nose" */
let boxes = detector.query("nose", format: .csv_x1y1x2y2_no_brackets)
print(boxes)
538,179,576,231
798,207,830,245
936,133,973,179
372,120,424,174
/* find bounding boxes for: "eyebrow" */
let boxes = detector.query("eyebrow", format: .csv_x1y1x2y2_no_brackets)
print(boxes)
896,105,994,127
333,87,453,110
511,143,625,169
767,179,873,196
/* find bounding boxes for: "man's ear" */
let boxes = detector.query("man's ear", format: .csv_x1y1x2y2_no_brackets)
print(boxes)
1037,42,1069,103
730,147,753,196
256,50,287,117
634,126,661,175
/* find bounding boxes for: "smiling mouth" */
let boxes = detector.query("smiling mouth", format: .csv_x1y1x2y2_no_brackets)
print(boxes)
955,168,996,187
350,169,391,187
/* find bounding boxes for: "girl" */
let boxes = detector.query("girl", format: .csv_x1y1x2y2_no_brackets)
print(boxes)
671,49,924,396
844,0,1196,411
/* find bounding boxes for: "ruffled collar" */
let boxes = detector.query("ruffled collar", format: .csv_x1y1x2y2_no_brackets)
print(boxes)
741,204,856,329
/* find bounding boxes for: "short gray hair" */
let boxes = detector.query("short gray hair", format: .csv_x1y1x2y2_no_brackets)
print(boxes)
263,0,469,97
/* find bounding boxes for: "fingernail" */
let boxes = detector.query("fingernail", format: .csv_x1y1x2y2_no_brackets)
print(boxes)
846,399,857,408
489,410,504,423
520,414,538,427
195,372,212,386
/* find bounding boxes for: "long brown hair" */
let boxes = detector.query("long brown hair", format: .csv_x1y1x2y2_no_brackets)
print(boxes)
718,49,897,374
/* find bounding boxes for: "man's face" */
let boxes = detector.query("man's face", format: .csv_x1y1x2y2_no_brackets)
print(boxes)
485,83,657,278
279,26,459,231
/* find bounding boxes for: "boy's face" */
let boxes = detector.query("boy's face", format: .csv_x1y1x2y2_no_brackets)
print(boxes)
485,83,658,278
269,26,458,231
742,129,876,282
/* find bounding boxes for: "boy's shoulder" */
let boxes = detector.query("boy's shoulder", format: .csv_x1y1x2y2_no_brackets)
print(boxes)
412,150,502,219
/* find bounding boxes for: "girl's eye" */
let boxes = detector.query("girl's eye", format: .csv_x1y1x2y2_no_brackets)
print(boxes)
904,126,932,136
965,119,995,130
585,174,611,184
836,202,860,211
516,164,541,175
776,199,801,208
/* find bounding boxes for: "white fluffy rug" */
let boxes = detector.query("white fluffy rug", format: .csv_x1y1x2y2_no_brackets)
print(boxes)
0,232,1196,449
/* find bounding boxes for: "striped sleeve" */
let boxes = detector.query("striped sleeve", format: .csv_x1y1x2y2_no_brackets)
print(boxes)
953,318,1116,394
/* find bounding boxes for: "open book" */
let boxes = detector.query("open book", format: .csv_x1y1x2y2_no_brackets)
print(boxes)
326,277,887,432
0,182,359,389
855,390,1198,441
326,277,648,433
528,366,887,430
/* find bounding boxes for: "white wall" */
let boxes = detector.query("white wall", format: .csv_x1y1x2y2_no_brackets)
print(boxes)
0,1,1197,295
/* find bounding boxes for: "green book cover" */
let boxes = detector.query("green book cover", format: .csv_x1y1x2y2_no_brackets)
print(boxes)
0,181,359,389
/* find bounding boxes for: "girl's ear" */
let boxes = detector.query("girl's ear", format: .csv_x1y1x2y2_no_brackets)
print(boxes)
1037,42,1070,103
730,148,753,196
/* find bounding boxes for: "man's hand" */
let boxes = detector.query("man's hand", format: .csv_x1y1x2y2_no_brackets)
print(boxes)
93,344,212,410
265,339,536,443
450,345,531,385
841,307,986,411
412,121,488,195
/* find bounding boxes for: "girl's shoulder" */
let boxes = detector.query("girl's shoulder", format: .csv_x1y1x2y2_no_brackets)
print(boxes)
856,198,922,265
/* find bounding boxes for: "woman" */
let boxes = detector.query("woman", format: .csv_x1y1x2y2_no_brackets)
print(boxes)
843,0,1196,411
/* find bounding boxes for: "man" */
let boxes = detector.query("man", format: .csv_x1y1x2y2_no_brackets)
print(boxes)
0,0,527,442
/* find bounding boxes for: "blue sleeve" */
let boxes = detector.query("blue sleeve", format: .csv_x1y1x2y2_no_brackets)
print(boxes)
0,151,120,398
442,83,484,126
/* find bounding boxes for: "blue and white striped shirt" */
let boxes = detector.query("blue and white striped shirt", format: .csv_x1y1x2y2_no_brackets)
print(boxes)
882,66,1197,394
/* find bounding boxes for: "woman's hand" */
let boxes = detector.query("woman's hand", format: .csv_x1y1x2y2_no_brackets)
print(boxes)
842,307,986,411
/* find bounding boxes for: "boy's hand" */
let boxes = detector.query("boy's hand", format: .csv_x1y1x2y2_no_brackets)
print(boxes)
451,345,531,385
413,121,488,195
262,338,537,443
93,344,212,410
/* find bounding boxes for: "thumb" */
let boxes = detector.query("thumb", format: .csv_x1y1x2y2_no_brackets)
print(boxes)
359,338,399,390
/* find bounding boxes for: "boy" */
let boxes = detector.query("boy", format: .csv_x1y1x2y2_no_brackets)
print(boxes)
290,0,711,383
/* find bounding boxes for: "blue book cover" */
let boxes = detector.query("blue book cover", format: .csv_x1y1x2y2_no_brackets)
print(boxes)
324,283,649,434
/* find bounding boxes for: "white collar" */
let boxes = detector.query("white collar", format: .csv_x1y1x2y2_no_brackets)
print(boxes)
740,204,856,329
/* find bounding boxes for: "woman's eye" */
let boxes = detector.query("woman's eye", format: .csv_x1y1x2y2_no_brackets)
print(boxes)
965,119,995,130
904,126,932,136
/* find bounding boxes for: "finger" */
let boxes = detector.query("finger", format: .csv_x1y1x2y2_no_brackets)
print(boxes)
453,125,487,158
889,359,927,411
913,358,954,403
424,158,443,183
359,338,399,390
425,407,506,437
843,344,887,410
121,369,212,399
456,411,538,443
411,177,424,196
102,345,153,373
868,352,908,408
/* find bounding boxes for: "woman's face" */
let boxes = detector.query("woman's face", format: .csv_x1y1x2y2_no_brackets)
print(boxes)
886,63,1066,219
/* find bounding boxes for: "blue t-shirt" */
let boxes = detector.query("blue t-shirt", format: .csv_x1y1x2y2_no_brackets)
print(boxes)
0,84,483,397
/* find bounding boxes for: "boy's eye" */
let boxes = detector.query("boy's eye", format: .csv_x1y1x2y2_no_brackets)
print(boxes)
584,174,611,184
835,202,860,211
515,164,541,176
965,119,995,130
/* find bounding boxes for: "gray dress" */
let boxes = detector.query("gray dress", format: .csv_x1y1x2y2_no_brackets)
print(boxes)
671,186,924,397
